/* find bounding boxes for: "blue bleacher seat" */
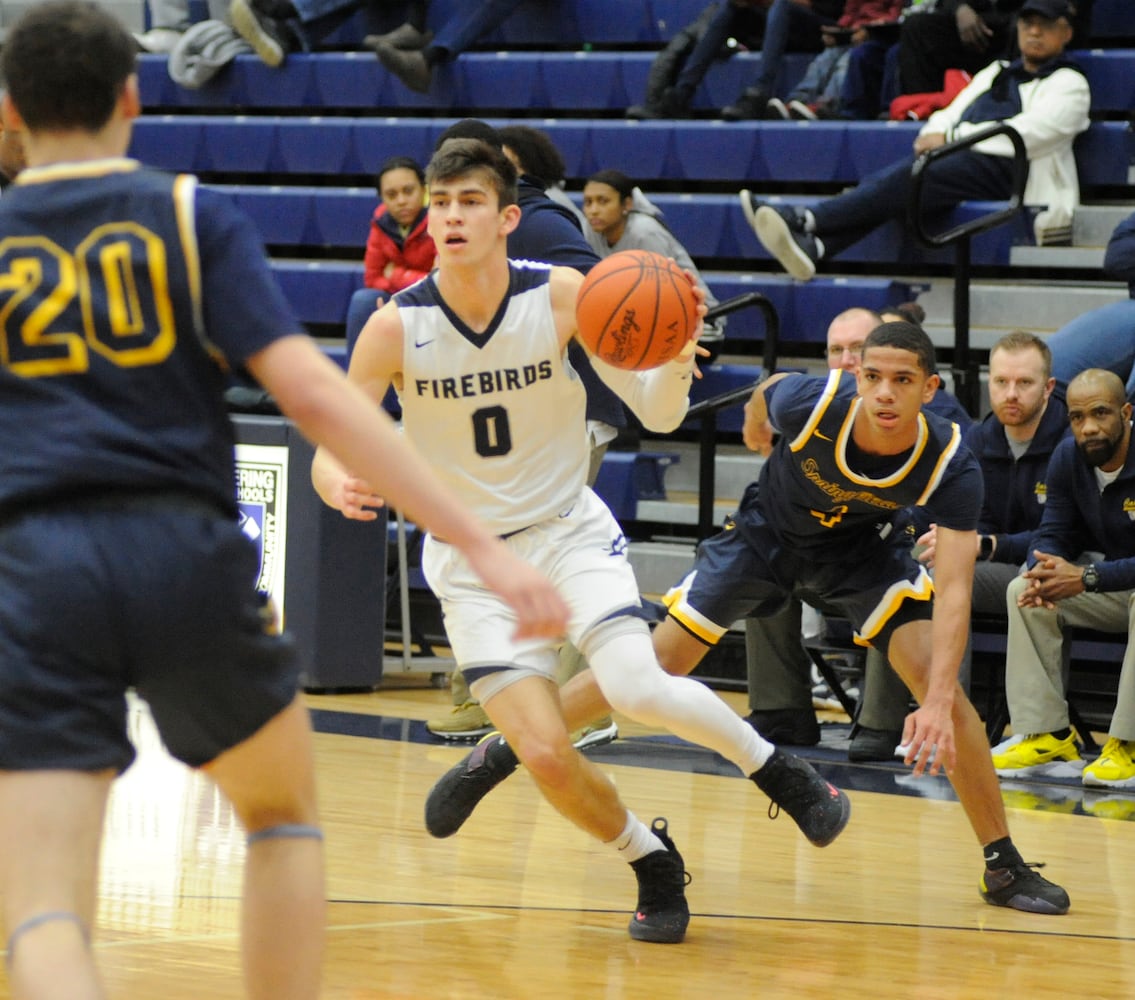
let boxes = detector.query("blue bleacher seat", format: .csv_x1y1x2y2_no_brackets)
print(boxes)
657,193,736,257
238,59,315,108
585,122,682,181
565,0,654,44
702,275,918,343
275,119,357,173
536,53,629,111
592,451,681,522
755,123,853,184
687,364,763,432
1074,121,1133,187
311,52,384,108
1090,0,1134,38
1075,51,1135,113
351,120,438,175
668,122,762,182
201,118,277,173
225,186,316,246
697,53,813,110
129,115,203,170
308,189,375,247
272,261,361,325
842,120,921,180
458,53,546,108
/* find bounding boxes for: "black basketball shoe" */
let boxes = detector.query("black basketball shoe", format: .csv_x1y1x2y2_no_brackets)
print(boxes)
751,748,851,847
980,860,1070,915
628,818,691,944
424,732,519,838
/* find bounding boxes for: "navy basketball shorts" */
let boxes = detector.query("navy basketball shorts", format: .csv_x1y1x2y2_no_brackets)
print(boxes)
664,513,933,648
0,504,302,773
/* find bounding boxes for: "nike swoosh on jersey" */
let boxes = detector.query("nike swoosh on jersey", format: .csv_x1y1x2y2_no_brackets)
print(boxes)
414,337,435,348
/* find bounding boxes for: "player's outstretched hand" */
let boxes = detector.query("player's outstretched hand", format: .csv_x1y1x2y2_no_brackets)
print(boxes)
333,473,387,521
470,545,570,640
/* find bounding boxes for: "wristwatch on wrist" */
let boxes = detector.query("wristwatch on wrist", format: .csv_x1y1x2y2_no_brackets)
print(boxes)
978,535,995,561
1082,564,1101,593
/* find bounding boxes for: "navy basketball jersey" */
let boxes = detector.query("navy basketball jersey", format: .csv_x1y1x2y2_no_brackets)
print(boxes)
0,159,299,516
395,261,588,536
758,370,980,561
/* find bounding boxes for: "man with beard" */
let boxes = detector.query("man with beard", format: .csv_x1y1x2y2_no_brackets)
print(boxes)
994,368,1135,789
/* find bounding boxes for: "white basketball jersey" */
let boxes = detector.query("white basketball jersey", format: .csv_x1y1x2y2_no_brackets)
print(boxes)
395,261,589,536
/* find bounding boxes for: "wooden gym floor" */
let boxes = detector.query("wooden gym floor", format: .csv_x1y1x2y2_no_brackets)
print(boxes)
2,677,1132,999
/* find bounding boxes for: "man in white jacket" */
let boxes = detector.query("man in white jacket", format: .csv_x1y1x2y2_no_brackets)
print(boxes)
741,0,1088,281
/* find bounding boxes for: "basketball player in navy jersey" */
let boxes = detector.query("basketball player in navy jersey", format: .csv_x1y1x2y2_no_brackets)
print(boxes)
0,5,568,998
426,320,1073,916
313,137,852,944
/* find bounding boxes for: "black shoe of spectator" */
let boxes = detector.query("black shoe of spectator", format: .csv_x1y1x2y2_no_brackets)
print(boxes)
627,86,691,120
848,726,902,762
230,0,295,67
747,200,820,281
721,87,770,121
744,708,820,746
364,22,433,51
370,40,434,93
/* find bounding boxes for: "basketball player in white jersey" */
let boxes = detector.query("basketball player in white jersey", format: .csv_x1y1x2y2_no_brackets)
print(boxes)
312,138,851,944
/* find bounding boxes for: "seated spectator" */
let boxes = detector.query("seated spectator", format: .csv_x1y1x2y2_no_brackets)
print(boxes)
895,0,1024,98
626,0,769,120
366,0,532,94
833,0,930,119
581,169,725,345
742,0,1088,279
994,369,1135,788
720,0,845,120
765,0,905,121
230,0,427,67
1048,210,1135,403
497,124,586,229
895,0,1092,99
344,155,435,358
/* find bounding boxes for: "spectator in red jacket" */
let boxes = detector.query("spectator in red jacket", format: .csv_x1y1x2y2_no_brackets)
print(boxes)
346,155,436,357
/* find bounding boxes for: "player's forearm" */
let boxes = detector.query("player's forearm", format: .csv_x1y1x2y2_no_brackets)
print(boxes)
588,352,695,432
927,586,969,704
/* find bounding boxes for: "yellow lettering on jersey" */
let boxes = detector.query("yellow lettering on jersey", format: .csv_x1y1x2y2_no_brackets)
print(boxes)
0,238,86,377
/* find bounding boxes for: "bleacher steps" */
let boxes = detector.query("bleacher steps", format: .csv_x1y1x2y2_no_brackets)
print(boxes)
916,278,1128,351
627,539,697,598
651,440,762,499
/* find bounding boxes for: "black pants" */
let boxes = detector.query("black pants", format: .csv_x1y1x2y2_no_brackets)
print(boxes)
897,11,1014,96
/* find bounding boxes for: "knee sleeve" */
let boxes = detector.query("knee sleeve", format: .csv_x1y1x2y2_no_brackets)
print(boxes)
590,630,772,776
588,630,700,728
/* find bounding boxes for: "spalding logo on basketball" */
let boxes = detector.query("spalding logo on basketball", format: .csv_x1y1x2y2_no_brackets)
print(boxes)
576,249,698,370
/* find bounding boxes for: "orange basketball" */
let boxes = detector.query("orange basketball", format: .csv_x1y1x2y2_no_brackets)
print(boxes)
575,250,698,370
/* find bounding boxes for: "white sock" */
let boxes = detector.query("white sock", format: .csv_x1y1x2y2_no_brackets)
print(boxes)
608,810,665,864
